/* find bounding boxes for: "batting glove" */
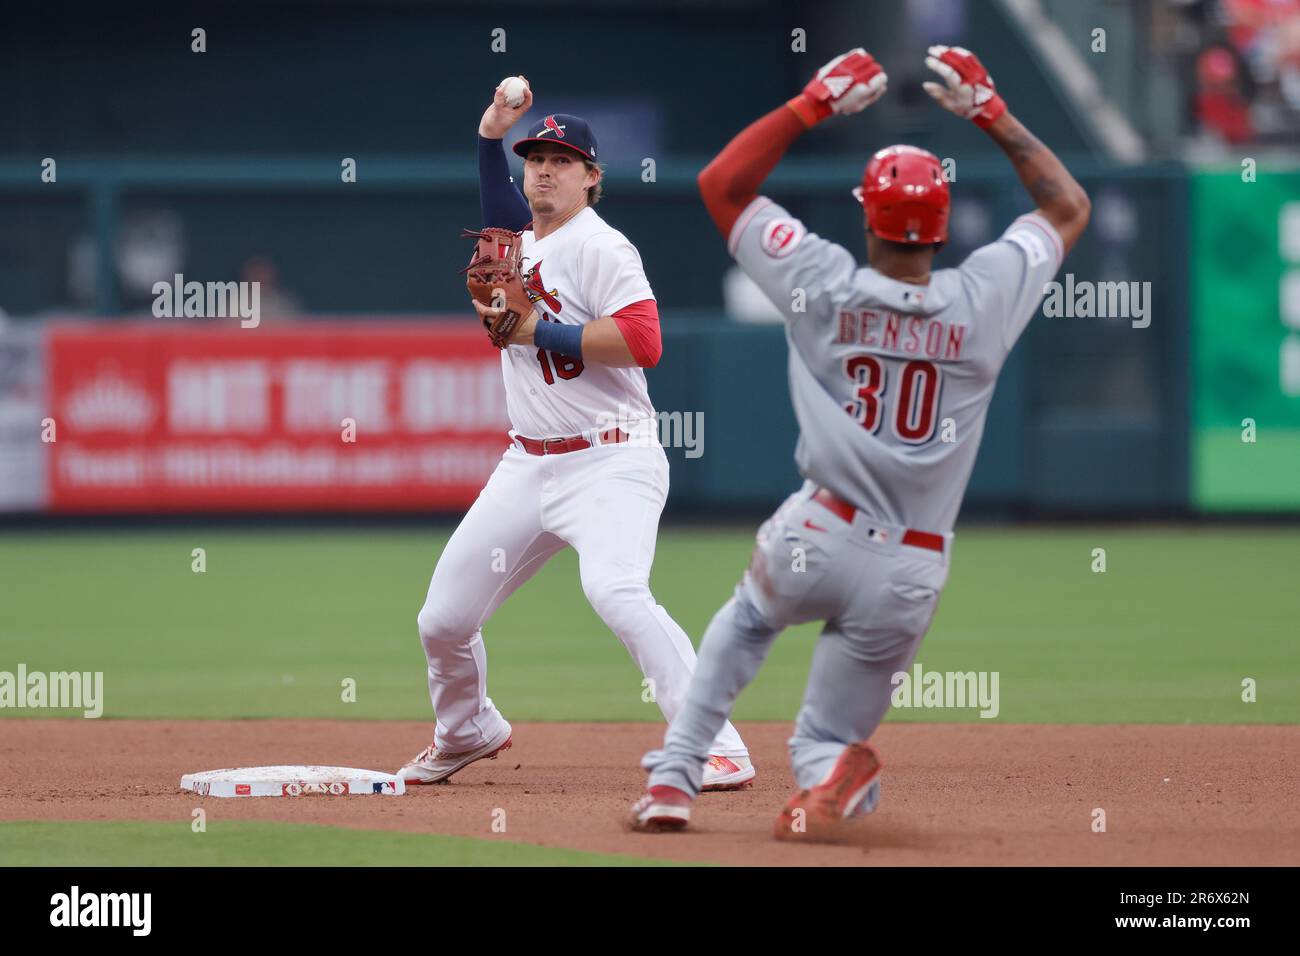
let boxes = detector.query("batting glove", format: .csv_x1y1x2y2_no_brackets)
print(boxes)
790,48,888,126
922,45,1006,129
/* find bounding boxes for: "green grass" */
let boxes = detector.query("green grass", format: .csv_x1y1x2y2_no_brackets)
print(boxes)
0,820,680,866
1,526,1296,723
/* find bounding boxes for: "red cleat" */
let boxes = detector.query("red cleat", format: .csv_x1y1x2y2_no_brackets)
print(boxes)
628,785,693,832
774,742,882,842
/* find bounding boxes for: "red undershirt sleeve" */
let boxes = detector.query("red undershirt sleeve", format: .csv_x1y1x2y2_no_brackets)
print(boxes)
697,102,810,238
610,299,662,368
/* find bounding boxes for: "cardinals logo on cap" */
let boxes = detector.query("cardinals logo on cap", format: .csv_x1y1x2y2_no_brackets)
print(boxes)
512,113,595,161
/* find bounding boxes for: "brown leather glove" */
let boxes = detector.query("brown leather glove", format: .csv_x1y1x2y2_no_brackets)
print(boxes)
460,227,535,349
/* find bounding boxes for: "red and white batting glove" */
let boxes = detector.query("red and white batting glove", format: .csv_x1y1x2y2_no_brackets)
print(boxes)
922,45,1006,129
789,48,887,127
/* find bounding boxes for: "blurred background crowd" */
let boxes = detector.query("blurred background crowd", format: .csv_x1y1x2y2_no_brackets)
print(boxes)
1180,0,1300,147
2,0,1296,319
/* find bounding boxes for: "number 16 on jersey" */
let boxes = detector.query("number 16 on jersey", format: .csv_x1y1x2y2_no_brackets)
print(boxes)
536,312,584,384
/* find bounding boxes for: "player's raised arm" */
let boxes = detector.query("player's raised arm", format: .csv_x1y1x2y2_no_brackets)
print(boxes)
923,45,1091,253
477,77,534,230
698,49,888,238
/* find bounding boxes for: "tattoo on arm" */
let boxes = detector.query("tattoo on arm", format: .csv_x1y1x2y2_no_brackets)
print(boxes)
1001,127,1039,164
1028,175,1063,205
991,116,1073,215
985,112,1089,251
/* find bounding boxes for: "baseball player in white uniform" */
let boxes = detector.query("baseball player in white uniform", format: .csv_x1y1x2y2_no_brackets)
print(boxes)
630,46,1090,837
398,82,754,789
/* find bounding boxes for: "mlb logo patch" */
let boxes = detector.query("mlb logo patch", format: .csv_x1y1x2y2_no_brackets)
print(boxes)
760,218,805,258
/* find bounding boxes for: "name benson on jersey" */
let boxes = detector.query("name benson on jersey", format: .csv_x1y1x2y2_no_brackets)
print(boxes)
834,309,967,361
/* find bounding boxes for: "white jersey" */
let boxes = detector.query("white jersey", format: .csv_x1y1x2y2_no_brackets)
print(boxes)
730,197,1065,534
501,206,657,439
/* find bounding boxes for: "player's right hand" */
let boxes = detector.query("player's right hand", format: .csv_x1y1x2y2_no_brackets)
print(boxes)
478,77,533,139
922,46,1006,129
796,49,888,124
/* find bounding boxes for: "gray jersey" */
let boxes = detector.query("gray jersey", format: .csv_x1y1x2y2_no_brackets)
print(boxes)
730,197,1065,534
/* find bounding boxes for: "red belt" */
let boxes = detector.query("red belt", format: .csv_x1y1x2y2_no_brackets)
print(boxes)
515,428,628,456
811,488,945,554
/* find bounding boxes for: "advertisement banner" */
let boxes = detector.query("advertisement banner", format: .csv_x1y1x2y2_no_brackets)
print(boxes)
1192,170,1300,510
47,321,510,512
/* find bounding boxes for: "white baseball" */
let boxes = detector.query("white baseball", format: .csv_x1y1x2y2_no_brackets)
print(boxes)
499,76,529,108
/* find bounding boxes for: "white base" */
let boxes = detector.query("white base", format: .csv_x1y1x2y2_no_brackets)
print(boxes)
180,765,406,798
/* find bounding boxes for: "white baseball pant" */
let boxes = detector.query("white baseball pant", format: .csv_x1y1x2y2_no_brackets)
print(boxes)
416,436,749,758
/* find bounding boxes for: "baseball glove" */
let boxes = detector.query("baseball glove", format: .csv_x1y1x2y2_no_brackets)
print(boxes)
460,227,535,349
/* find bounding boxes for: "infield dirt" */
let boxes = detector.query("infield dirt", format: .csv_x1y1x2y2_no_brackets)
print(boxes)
3,720,1296,866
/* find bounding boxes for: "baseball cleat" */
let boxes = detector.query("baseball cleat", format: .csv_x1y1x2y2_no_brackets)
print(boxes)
773,742,882,842
628,785,693,832
701,754,757,792
398,725,513,785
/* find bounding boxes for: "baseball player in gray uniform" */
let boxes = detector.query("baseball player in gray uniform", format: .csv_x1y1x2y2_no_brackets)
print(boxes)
629,45,1090,838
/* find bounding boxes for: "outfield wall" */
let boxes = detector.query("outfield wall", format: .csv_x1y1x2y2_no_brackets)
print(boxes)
0,307,1283,518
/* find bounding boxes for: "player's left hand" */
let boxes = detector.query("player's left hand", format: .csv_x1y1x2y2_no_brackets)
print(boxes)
472,297,537,346
922,45,1007,129
798,49,888,123
461,226,539,348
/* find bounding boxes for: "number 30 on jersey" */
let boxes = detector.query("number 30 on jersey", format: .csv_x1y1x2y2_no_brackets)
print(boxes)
843,355,942,444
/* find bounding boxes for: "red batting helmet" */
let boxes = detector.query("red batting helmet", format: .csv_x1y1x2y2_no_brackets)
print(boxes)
854,145,950,244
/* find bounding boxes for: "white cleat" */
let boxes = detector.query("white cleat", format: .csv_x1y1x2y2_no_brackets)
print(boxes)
398,725,513,785
701,754,757,792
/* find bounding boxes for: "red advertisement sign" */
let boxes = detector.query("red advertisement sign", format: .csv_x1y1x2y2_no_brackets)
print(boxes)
47,321,510,512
